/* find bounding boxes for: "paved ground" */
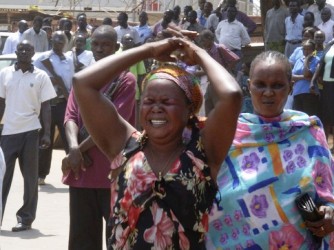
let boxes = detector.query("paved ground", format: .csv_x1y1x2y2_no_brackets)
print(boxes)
0,149,107,250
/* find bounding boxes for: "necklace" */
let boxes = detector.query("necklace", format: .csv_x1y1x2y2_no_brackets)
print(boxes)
146,143,184,180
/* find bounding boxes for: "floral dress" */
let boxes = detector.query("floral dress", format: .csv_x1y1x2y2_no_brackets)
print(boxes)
108,119,217,250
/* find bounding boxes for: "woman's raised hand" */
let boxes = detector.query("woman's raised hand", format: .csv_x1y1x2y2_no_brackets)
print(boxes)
164,28,198,40
148,38,180,62
149,37,203,66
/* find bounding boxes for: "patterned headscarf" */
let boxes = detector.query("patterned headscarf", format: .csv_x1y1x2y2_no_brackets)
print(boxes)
142,65,203,114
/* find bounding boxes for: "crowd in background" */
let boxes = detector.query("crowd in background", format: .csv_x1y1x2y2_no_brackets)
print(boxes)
1,0,334,249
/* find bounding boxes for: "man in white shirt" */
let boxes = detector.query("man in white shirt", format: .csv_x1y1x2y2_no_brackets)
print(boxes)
215,5,250,74
215,6,251,51
318,7,334,44
284,0,304,58
2,20,28,55
114,12,140,45
66,34,94,72
206,5,223,34
22,16,49,52
1,40,56,232
307,0,334,26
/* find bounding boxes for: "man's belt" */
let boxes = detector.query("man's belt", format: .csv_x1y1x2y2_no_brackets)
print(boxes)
287,40,302,45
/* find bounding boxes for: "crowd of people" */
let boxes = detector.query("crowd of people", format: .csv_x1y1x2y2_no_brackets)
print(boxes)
0,0,334,249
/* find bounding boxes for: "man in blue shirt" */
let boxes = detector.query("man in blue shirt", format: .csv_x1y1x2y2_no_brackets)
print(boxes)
34,31,74,185
135,11,153,45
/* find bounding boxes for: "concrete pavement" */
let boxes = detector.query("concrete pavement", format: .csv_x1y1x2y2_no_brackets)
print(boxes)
0,149,107,250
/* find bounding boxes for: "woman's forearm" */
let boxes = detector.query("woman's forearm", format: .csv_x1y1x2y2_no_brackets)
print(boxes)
193,45,242,176
194,48,241,99
303,67,313,79
73,44,153,91
292,74,305,82
311,64,320,84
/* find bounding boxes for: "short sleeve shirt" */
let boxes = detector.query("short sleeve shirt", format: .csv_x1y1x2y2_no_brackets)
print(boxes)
62,71,136,188
292,56,319,96
0,65,56,135
134,24,153,44
114,25,141,44
285,14,304,41
34,50,75,93
216,20,251,50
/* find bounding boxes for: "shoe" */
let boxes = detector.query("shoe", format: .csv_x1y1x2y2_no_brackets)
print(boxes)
12,223,31,232
38,178,45,185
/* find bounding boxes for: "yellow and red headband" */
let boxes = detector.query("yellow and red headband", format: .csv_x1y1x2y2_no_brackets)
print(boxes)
142,65,203,114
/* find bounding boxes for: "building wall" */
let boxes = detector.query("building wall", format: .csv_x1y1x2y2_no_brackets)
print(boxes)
0,0,261,17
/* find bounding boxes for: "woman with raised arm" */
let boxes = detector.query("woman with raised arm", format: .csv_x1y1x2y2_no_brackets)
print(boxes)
73,37,242,249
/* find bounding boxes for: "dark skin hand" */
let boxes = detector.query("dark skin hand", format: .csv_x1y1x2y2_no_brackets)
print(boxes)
62,146,82,179
151,30,199,64
305,205,334,237
61,137,95,179
40,101,52,149
62,119,95,179
163,28,198,40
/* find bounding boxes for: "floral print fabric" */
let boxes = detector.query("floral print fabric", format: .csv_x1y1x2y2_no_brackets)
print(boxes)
108,119,217,250
206,110,334,250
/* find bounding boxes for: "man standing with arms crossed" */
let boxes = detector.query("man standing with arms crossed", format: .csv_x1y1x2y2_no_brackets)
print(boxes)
0,40,56,231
